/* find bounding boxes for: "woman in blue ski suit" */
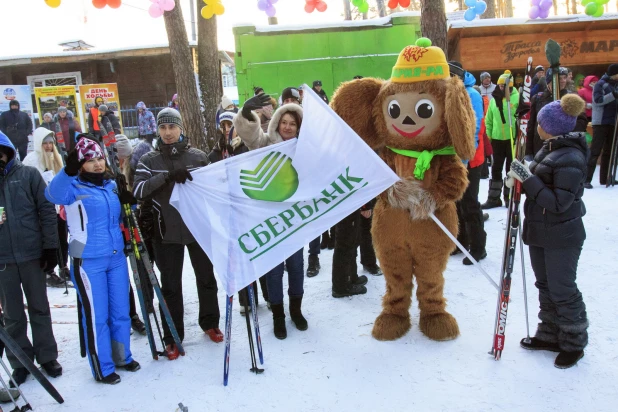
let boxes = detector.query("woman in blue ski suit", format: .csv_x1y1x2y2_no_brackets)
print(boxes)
45,136,139,385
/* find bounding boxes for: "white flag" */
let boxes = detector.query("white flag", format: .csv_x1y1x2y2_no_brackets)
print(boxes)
170,85,399,296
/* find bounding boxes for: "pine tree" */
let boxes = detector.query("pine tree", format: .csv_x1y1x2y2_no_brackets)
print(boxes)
197,15,222,151
420,0,447,53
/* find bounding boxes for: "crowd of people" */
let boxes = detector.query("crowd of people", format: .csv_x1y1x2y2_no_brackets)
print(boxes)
0,60,616,392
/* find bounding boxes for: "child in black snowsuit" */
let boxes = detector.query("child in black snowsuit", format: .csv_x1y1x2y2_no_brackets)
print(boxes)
507,94,589,369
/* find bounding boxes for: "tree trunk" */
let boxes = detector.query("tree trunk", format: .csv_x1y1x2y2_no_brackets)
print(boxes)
482,0,496,18
163,0,206,151
570,0,578,14
420,0,447,54
343,0,352,20
198,14,222,152
376,0,387,17
505,0,513,17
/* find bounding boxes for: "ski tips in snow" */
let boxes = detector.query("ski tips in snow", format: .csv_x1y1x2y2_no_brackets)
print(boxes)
545,39,561,68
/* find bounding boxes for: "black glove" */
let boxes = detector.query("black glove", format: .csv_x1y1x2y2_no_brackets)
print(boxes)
167,168,193,184
64,149,85,176
241,94,271,120
40,249,58,271
119,190,137,205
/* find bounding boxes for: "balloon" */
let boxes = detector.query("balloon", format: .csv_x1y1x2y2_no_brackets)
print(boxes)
316,1,327,12
45,0,61,8
108,0,122,9
584,2,598,14
528,5,540,19
387,0,398,9
399,0,411,7
92,0,106,9
149,3,164,17
531,0,541,5
538,7,550,18
464,0,476,6
213,2,224,15
304,3,315,12
161,0,175,11
270,0,278,4
464,8,477,21
539,0,553,10
257,0,269,11
475,1,487,14
266,5,276,16
358,1,369,13
201,5,214,18
593,6,604,16
597,0,610,4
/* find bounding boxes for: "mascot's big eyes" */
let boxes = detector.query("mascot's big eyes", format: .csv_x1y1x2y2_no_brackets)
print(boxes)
415,99,434,119
388,100,401,119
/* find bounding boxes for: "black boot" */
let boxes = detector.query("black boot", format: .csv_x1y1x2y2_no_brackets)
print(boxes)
289,296,308,331
332,283,367,298
554,350,584,369
520,337,560,352
41,360,63,377
271,303,287,340
481,179,503,209
306,254,320,278
463,250,487,265
100,372,121,385
122,360,141,372
351,275,368,286
363,264,382,276
131,315,147,335
10,368,30,387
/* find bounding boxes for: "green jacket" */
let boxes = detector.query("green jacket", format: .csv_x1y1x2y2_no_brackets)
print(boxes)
485,89,519,141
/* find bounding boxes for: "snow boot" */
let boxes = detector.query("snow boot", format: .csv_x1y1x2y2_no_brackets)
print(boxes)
165,344,180,361
122,360,141,372
332,283,367,298
46,271,66,288
10,368,29,387
520,337,560,352
554,350,584,369
352,275,368,286
363,264,382,276
271,303,287,340
463,250,487,266
131,315,147,335
205,328,224,343
41,360,62,378
306,254,320,278
289,296,308,331
481,179,503,209
100,372,121,385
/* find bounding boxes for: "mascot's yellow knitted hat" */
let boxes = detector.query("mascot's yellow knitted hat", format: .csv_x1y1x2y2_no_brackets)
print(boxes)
391,38,449,84
497,70,514,86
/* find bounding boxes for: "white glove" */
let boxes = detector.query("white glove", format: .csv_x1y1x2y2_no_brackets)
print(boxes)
230,136,242,150
508,159,532,184
505,176,515,188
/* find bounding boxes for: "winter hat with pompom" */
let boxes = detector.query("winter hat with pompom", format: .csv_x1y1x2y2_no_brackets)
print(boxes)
537,94,586,137
114,134,133,159
75,137,104,162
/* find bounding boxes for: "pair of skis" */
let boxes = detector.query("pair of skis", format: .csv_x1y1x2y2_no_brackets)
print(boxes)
223,284,264,386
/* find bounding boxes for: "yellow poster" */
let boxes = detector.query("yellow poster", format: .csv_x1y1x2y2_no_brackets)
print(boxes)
78,83,123,132
34,85,80,126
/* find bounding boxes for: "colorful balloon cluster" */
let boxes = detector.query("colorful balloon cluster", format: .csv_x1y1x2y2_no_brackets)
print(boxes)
463,0,487,21
201,0,225,18
45,0,62,8
257,0,278,17
528,0,553,19
305,0,328,13
387,0,411,8
582,0,609,17
92,0,122,8
148,0,175,18
351,0,369,13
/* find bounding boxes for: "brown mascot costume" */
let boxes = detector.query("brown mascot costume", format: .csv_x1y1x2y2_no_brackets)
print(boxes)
331,38,476,341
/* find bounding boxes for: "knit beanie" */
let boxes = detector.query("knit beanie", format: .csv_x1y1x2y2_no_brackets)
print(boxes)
391,38,449,83
281,87,300,102
75,137,104,161
57,106,68,113
114,134,132,159
98,104,108,113
537,94,586,137
534,65,545,74
221,95,234,109
43,112,52,121
157,107,183,131
219,111,235,125
497,70,514,87
607,63,618,77
545,67,568,84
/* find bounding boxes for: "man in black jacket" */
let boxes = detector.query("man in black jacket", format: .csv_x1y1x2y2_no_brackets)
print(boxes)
133,108,222,359
312,80,329,104
0,132,61,385
0,100,33,160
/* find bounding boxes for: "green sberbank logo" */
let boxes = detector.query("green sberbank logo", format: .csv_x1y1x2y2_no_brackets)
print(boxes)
240,151,299,202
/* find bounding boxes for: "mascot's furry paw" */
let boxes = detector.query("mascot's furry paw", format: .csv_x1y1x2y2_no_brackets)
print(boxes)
372,312,411,341
419,312,460,341
387,178,436,220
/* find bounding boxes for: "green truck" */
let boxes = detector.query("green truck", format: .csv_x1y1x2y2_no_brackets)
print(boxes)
232,12,421,104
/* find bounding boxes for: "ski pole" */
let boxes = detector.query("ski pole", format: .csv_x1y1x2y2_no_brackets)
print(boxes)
519,220,531,343
0,356,29,411
428,212,499,291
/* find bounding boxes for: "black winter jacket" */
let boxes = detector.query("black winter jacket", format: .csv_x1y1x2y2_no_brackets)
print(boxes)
525,89,588,158
133,137,209,244
0,105,33,149
522,132,588,249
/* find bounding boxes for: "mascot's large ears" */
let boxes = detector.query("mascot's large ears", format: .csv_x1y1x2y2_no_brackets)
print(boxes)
330,78,384,149
444,76,476,161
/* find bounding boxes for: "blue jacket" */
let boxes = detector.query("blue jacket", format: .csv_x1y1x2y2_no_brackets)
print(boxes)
592,74,617,126
45,169,124,259
464,71,483,149
136,102,157,136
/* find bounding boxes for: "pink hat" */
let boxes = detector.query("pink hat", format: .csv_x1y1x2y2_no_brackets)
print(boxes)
75,137,104,162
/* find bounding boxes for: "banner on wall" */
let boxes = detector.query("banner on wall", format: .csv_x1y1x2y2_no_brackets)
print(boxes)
78,83,123,132
1,85,35,154
34,85,80,126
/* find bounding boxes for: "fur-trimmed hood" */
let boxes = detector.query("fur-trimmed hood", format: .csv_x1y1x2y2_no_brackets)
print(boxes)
266,103,304,142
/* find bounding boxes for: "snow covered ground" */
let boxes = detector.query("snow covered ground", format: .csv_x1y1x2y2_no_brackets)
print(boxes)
4,174,618,412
